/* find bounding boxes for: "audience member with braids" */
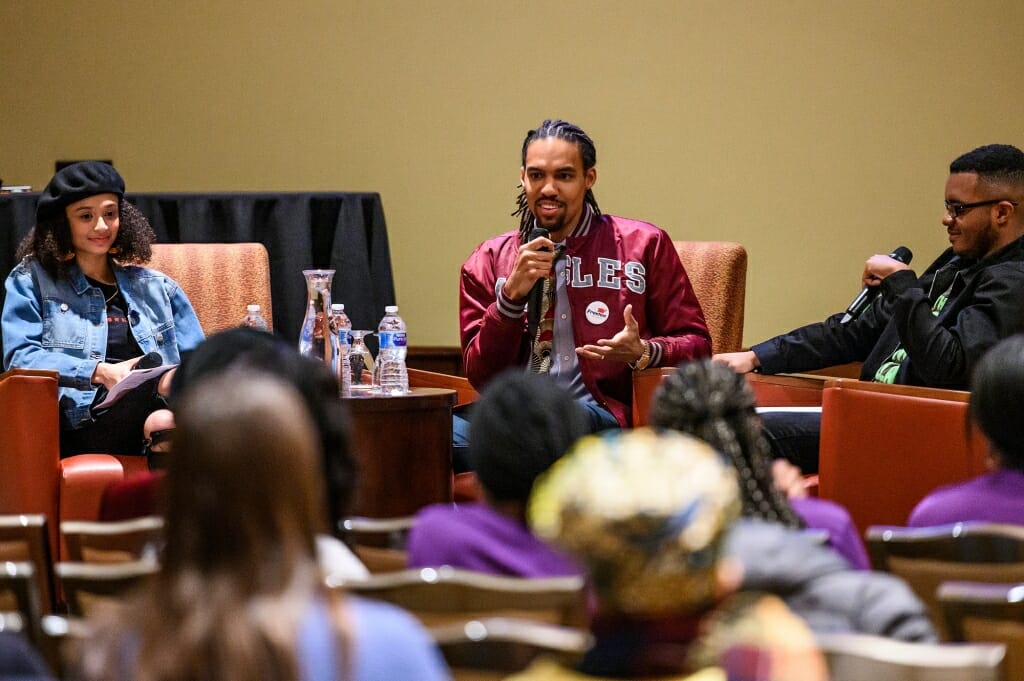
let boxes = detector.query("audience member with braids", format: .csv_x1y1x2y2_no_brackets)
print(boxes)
651,360,937,641
650,360,870,569
458,119,710,457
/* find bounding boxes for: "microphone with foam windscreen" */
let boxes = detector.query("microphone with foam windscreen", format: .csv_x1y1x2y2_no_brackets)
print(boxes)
526,227,551,337
840,246,913,323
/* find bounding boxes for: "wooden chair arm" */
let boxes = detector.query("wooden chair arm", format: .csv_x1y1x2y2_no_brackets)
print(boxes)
745,372,827,407
0,368,61,381
407,369,479,408
634,369,831,426
822,377,970,403
796,362,863,379
631,367,675,426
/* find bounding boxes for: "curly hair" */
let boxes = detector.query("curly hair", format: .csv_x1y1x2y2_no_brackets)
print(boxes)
15,199,155,279
513,119,602,242
650,360,804,528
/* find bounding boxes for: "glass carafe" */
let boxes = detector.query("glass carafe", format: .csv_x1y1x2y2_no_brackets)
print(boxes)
298,269,335,365
348,330,376,394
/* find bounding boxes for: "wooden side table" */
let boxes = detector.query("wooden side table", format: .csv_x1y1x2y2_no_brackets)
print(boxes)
344,387,456,517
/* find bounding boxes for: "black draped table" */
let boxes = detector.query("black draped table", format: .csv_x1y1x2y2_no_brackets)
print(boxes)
0,192,396,351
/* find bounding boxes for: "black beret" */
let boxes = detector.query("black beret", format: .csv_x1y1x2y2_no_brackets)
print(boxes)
35,162,125,223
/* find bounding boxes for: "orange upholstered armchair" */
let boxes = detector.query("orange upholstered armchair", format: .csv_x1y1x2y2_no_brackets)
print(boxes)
673,241,747,356
147,243,273,337
630,241,748,425
0,243,272,560
817,378,987,535
741,374,985,534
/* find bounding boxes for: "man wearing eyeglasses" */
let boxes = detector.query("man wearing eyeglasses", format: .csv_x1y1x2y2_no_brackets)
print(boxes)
714,144,1024,473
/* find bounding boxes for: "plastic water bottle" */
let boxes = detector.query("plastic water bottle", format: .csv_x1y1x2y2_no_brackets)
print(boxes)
329,303,352,397
376,305,408,395
240,304,269,331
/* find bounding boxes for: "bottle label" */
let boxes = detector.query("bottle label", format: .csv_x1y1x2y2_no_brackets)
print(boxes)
393,332,407,348
379,331,394,349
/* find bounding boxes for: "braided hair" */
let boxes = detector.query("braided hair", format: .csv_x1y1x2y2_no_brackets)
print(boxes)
650,360,804,528
513,119,602,242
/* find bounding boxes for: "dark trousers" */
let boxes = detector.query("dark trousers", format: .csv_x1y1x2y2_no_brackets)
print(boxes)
452,398,618,473
759,410,822,475
60,375,165,458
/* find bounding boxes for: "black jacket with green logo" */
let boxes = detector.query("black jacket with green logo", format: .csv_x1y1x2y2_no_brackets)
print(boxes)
753,234,1024,390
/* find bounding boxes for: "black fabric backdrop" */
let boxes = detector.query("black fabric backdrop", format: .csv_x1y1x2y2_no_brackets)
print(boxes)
0,192,396,356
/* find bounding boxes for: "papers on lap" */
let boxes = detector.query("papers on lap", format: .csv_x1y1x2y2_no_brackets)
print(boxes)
94,364,177,410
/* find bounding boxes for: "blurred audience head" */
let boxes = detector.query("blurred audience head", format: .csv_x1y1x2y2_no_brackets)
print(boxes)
971,333,1024,471
470,369,588,506
529,428,740,616
81,372,335,681
164,370,324,578
650,359,803,528
171,327,356,527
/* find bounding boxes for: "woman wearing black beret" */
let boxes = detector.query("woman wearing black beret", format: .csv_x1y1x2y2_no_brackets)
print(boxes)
2,162,205,459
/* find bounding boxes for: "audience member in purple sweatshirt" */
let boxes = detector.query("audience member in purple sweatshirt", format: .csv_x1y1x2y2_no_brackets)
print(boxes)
909,334,1024,527
408,370,586,576
651,360,871,570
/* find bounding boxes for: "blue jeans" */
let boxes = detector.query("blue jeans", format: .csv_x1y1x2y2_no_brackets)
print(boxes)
452,399,618,473
759,410,821,475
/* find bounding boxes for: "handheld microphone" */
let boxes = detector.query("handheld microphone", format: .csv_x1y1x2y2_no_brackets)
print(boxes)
526,227,550,335
840,246,913,324
527,226,551,247
135,351,164,370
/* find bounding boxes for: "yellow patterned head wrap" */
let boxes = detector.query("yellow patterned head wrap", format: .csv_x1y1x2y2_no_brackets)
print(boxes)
528,427,740,616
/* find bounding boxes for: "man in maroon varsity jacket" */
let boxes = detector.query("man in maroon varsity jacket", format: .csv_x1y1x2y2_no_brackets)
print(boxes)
459,119,711,433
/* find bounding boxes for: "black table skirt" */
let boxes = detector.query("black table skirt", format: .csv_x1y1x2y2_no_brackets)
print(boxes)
0,192,396,352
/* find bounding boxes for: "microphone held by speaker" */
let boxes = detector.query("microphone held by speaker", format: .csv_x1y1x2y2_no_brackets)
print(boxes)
840,246,913,324
527,226,551,317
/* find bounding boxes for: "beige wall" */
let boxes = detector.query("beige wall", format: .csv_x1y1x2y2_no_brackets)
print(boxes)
3,1,1022,348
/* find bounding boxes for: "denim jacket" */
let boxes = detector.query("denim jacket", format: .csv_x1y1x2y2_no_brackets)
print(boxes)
2,257,205,429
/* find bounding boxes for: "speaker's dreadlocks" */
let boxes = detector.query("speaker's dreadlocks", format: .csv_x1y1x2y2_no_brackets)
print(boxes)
513,119,602,242
650,360,805,529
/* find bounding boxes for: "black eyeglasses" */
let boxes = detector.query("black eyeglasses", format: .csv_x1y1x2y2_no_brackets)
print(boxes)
945,199,1019,219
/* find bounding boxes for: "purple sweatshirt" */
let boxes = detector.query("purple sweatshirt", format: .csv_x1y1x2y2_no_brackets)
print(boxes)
791,496,871,570
908,468,1024,527
408,502,581,577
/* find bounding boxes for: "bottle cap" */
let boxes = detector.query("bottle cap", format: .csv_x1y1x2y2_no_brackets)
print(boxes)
331,303,345,311
385,305,398,313
247,304,261,313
